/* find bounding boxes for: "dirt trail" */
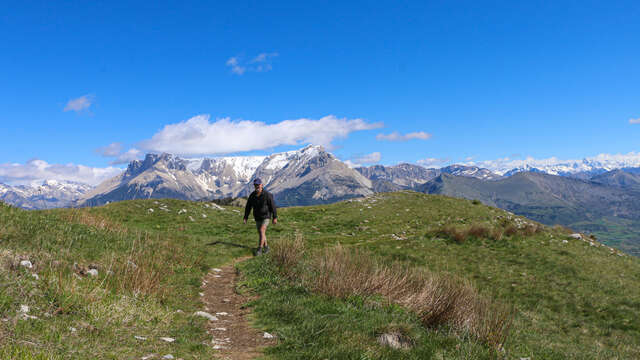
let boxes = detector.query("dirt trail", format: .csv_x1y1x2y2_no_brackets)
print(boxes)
201,257,276,360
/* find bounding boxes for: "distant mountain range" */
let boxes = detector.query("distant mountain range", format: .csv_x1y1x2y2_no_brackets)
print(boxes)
0,180,92,210
2,146,640,211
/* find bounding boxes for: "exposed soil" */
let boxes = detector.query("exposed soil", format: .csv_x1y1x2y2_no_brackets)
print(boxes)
201,257,276,360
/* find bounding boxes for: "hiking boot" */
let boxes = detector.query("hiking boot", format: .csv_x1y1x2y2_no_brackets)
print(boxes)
255,247,263,256
264,245,270,254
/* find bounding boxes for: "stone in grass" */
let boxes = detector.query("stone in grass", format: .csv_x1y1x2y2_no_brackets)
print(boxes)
20,260,33,269
135,335,147,341
194,311,218,321
141,354,156,360
569,233,582,240
87,269,99,277
162,355,174,360
160,337,175,343
263,332,274,339
377,332,412,350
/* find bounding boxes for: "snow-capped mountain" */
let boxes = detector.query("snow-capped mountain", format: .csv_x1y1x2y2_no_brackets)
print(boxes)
439,165,502,180
77,145,373,207
0,180,93,209
476,154,640,178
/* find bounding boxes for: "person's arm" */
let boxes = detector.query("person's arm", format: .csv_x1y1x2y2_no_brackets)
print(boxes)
244,194,253,223
268,192,277,223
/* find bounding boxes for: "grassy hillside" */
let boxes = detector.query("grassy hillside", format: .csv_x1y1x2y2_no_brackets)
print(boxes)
419,172,640,256
1,192,639,359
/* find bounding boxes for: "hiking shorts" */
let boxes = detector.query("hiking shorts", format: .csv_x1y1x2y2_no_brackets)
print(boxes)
255,218,270,230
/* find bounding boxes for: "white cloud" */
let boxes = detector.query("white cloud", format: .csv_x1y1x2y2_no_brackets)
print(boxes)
226,57,246,75
417,157,450,167
138,114,383,155
110,148,143,165
353,152,381,164
343,160,360,168
376,131,432,141
95,142,122,157
64,94,93,112
0,159,123,186
226,52,278,75
630,118,640,124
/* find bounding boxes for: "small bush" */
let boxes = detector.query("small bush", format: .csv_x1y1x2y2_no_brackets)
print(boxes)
490,228,504,241
504,225,518,237
435,225,468,243
467,224,490,239
471,199,481,205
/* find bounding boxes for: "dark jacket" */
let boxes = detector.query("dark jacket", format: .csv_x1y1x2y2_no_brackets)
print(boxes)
244,190,277,221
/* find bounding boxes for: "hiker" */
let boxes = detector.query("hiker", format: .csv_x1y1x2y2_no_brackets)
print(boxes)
243,178,277,255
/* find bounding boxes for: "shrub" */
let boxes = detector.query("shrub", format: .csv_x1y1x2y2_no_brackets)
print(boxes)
504,225,518,237
467,224,490,239
434,225,468,243
490,228,504,241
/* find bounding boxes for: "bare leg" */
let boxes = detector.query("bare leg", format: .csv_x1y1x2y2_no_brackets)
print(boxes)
259,225,268,248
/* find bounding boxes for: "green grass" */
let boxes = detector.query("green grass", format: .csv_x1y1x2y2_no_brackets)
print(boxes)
1,192,639,359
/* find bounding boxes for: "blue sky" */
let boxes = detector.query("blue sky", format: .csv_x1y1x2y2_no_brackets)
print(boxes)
1,1,639,184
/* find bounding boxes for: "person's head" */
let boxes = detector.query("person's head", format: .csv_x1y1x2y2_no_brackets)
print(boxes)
253,178,263,192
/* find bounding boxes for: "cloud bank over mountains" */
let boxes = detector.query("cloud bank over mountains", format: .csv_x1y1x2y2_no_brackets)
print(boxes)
0,159,123,186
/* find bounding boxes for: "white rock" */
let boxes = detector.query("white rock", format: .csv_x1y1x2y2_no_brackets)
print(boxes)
87,269,99,277
201,214,207,218
162,355,174,360
160,337,175,343
148,208,154,213
213,327,227,331
377,333,411,349
178,209,187,214
199,292,204,297
189,216,195,222
216,312,229,316
212,268,222,272
562,240,568,244
212,345,225,349
569,233,582,239
213,275,221,278
20,260,33,269
69,327,77,332
263,332,274,339
19,305,29,313
141,354,156,360
135,335,147,341
31,273,39,280
194,311,218,321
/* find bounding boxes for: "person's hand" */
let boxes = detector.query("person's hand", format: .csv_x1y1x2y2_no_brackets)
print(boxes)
243,218,247,224
272,218,277,225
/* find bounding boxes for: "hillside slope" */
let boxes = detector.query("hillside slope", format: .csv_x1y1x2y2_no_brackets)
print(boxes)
1,193,639,359
419,172,640,255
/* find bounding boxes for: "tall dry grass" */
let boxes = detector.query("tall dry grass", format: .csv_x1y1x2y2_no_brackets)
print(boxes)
61,209,128,234
106,234,177,299
269,239,513,349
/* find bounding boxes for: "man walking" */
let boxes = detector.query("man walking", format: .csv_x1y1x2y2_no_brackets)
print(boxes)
243,178,277,255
